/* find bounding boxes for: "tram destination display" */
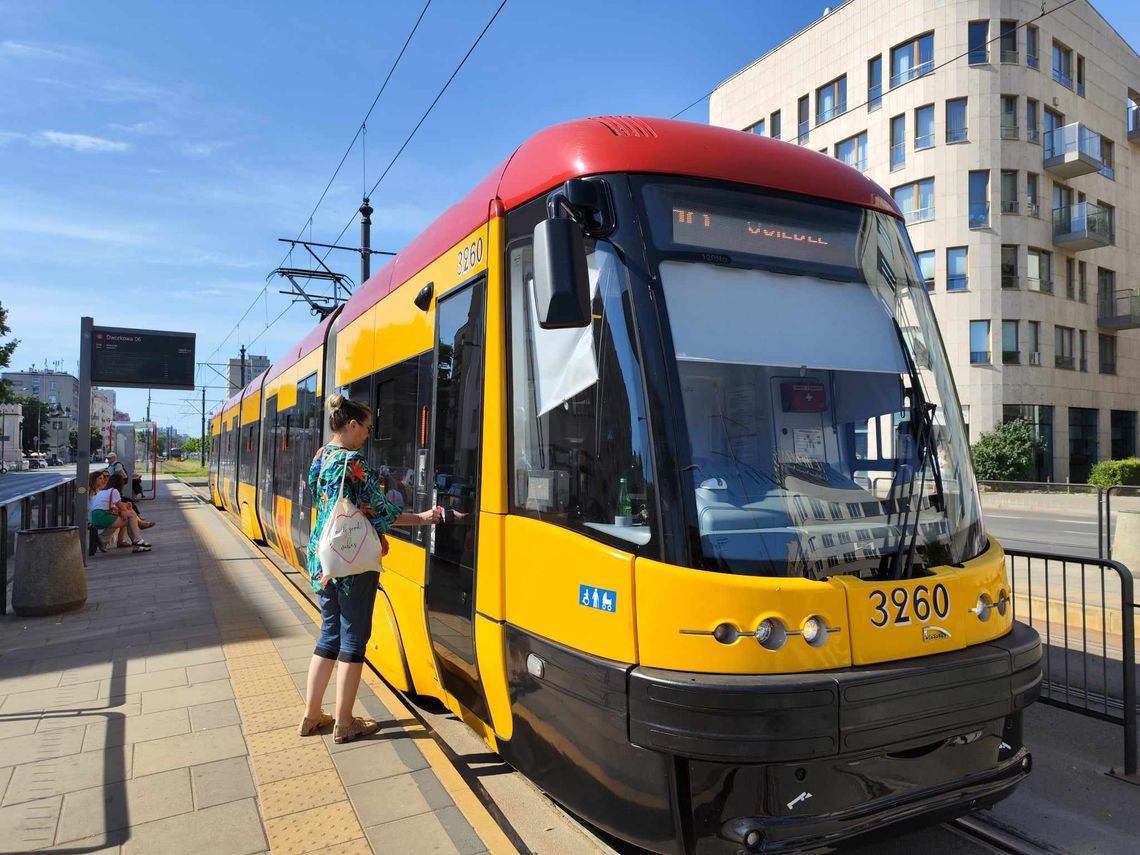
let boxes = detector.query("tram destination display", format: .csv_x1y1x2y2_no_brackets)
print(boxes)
90,326,196,390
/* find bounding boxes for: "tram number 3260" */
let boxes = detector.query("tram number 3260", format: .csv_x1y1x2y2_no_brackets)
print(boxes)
456,238,484,276
869,584,950,628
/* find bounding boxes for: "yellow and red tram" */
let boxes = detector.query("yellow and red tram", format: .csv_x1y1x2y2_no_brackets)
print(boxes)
211,117,1040,854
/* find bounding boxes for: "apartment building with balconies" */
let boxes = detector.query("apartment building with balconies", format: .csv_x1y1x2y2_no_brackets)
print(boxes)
711,0,1140,482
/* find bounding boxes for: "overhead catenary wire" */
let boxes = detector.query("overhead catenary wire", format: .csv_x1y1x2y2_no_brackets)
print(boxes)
200,0,433,373
322,0,510,256
670,0,1080,121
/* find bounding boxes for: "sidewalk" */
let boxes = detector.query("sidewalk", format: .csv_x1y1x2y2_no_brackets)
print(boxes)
0,477,509,854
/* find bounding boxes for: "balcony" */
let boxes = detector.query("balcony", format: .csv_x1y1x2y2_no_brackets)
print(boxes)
1129,105,1139,143
1001,273,1020,289
1043,123,1106,177
1026,199,1040,218
1000,125,1019,140
1001,49,1019,64
1098,289,1140,330
1053,202,1113,250
1055,354,1075,370
1027,277,1053,295
1002,350,1020,365
1027,128,1040,144
890,61,934,88
1001,199,1019,214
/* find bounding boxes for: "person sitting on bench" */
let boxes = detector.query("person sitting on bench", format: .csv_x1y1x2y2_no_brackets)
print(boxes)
89,469,151,553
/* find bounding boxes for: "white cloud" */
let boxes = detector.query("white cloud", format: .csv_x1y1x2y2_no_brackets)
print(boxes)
36,130,129,152
177,140,233,157
0,41,72,62
0,209,148,245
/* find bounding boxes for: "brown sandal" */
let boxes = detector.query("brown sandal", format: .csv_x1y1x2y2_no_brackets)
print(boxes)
298,712,335,736
333,717,380,744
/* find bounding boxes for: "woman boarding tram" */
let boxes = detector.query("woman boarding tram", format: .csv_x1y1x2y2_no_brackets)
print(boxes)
212,117,1040,854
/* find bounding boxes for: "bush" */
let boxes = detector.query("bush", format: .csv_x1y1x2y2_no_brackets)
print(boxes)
971,418,1043,482
1088,457,1140,489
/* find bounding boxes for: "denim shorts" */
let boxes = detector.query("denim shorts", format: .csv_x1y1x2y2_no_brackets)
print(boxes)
314,572,380,664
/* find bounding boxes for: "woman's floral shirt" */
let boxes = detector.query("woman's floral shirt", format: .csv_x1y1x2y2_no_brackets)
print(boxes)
306,445,401,593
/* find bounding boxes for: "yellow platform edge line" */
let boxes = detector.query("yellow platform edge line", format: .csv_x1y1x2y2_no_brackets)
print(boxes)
180,478,516,855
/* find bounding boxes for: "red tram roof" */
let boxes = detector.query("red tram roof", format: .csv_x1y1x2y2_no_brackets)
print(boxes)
338,116,899,328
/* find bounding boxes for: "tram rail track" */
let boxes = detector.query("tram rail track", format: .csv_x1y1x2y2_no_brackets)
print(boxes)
947,815,1055,855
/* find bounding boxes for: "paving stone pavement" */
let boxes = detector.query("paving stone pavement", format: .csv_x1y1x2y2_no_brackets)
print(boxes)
0,477,504,854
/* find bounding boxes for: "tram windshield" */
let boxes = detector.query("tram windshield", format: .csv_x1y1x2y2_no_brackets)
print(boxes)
640,180,985,579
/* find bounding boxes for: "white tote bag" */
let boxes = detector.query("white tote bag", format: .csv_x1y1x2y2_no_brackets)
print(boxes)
316,450,383,586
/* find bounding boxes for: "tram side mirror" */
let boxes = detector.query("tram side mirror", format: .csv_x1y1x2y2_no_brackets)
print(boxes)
532,217,591,329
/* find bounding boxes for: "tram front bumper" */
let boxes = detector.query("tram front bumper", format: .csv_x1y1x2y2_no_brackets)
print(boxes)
628,621,1041,853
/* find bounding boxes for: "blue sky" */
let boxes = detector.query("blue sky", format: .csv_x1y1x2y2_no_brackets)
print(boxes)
2,0,1137,435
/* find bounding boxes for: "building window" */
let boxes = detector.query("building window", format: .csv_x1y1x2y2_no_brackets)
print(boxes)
1078,261,1087,303
1026,25,1040,69
1079,329,1088,372
1053,182,1072,219
1100,140,1114,180
968,21,989,64
891,177,934,223
1069,408,1098,483
916,250,935,290
1028,321,1041,365
1111,409,1135,458
1054,325,1074,369
816,75,847,124
1000,95,1018,139
970,320,990,364
1026,172,1040,217
797,95,809,143
1053,40,1073,88
770,110,781,140
1001,245,1019,289
891,32,934,87
1076,55,1086,97
1065,257,1076,300
835,131,868,172
1000,20,1018,63
1028,248,1052,293
747,119,765,134
914,104,934,149
890,114,906,170
968,170,989,228
1097,267,1116,317
1002,320,1020,364
946,97,968,142
1026,98,1040,143
1097,200,1115,240
868,55,882,111
947,246,968,291
1004,404,1054,479
1000,170,1018,213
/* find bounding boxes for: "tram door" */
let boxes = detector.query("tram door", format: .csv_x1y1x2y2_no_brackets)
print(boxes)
425,278,489,722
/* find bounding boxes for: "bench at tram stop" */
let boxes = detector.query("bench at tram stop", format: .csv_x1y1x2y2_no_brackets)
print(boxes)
10,525,88,616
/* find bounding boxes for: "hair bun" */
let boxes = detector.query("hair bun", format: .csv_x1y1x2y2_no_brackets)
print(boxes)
325,392,345,414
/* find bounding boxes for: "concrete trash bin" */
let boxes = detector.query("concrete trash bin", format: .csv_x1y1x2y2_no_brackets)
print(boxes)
11,526,87,616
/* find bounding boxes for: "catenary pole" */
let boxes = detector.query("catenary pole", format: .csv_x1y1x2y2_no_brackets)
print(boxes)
360,197,373,286
76,317,93,567
200,386,206,466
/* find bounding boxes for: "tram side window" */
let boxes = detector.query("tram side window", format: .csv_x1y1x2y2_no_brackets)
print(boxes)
274,411,292,501
507,239,654,549
373,354,431,523
238,422,259,485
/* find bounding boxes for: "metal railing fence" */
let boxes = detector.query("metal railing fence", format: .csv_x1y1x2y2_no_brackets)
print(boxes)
1,477,77,615
1004,548,1135,776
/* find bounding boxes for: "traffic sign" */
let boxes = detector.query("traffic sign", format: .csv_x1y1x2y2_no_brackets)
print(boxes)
90,326,196,390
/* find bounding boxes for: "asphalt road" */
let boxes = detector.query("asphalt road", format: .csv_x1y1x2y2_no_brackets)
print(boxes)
0,465,77,506
983,507,1103,559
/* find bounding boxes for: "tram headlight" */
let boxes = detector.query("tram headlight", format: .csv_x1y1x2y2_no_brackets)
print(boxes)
974,593,993,622
802,616,828,647
756,618,787,650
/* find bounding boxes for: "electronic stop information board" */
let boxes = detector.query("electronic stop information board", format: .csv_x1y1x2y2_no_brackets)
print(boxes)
90,326,196,390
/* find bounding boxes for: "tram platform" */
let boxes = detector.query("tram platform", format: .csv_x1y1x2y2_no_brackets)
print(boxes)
1,475,1138,855
0,477,606,855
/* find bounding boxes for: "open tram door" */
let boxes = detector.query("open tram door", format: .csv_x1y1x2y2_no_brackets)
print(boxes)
424,275,493,726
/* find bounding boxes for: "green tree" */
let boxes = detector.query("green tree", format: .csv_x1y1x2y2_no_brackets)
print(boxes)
971,418,1043,481
182,436,209,456
69,426,104,454
0,300,19,403
19,395,49,452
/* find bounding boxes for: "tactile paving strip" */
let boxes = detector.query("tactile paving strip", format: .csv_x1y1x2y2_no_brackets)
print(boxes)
250,742,334,785
263,801,366,855
257,769,346,819
235,689,303,718
246,726,312,756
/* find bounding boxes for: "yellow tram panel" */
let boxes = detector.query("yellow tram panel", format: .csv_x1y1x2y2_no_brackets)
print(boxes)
367,588,412,692
479,214,507,516
380,566,441,698
373,280,433,370
474,613,512,741
504,516,638,665
474,512,505,621
635,557,852,673
335,307,376,389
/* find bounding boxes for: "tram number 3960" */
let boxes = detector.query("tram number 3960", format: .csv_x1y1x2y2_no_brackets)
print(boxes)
869,584,950,628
